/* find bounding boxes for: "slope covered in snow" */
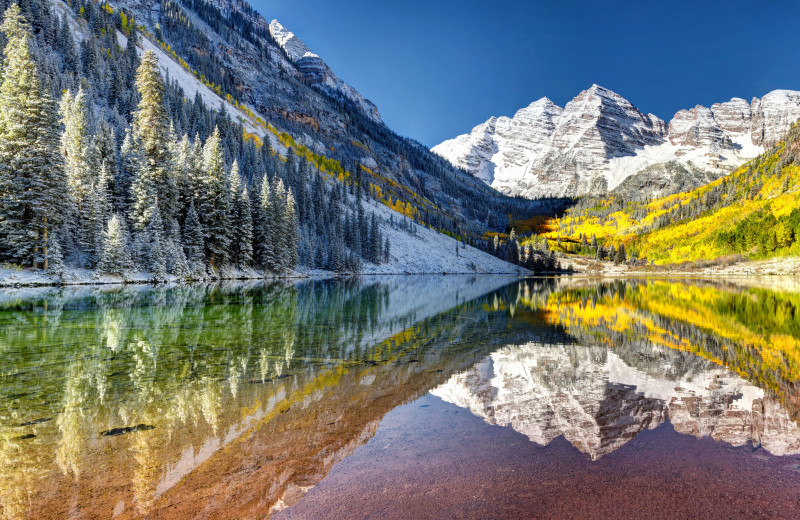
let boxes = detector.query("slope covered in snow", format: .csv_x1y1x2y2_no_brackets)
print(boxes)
433,85,800,199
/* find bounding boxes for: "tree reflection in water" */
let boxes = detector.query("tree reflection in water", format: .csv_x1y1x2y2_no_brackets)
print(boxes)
0,277,798,519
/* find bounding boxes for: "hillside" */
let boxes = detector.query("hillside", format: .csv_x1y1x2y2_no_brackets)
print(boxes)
0,0,554,283
113,0,553,236
542,121,800,266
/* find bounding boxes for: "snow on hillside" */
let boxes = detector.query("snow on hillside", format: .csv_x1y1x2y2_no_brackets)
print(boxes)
48,0,286,152
357,198,526,275
117,31,286,153
603,139,760,192
0,201,525,286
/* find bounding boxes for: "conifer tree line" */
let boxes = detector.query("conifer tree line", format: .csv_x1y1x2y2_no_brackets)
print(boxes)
481,229,561,273
0,1,390,278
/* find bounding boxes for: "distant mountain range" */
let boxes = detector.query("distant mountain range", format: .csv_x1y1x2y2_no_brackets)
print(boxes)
432,85,800,199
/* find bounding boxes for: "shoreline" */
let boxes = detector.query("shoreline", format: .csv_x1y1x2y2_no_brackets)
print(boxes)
560,254,800,277
0,268,531,289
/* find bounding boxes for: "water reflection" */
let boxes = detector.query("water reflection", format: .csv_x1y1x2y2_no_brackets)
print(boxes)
432,342,800,460
435,278,800,460
0,277,799,518
0,277,520,519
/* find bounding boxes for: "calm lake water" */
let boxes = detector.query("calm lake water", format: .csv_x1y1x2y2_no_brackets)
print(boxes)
1,276,800,519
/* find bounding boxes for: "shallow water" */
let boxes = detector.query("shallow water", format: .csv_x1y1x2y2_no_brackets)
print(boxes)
1,276,799,519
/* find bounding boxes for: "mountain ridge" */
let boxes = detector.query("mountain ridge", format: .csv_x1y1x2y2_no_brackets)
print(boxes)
267,19,382,124
433,85,800,199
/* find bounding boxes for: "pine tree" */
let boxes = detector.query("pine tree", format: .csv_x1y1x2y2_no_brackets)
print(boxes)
0,5,68,269
130,50,177,231
257,175,277,272
284,189,298,272
183,200,206,273
271,177,288,272
200,127,230,268
616,243,626,265
98,214,134,274
236,186,254,268
507,229,519,264
175,134,193,211
46,230,65,276
146,201,167,280
227,160,253,268
165,220,189,277
60,86,93,205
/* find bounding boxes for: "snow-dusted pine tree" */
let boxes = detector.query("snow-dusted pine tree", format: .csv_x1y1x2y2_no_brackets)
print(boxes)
236,186,254,268
166,220,189,277
98,214,134,275
200,126,230,268
46,230,65,276
284,189,298,272
183,200,206,275
271,177,288,272
60,86,93,205
257,175,276,272
0,5,68,269
146,202,168,281
130,50,177,231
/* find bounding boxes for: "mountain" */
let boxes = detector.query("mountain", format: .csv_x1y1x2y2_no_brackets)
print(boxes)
544,120,800,266
267,20,382,124
106,0,564,269
0,0,557,281
433,85,800,199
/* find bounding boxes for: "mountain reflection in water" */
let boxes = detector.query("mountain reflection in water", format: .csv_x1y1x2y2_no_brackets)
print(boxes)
0,276,799,519
432,341,800,460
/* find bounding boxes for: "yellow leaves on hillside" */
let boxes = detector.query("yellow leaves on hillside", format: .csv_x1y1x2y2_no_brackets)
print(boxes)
547,282,800,387
242,131,263,149
635,204,749,263
384,198,418,219
547,125,800,264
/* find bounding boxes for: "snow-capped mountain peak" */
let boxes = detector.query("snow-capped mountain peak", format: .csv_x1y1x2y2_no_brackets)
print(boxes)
433,86,800,198
268,19,382,123
269,20,314,61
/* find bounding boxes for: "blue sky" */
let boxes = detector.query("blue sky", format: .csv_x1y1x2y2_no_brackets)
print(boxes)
261,1,800,147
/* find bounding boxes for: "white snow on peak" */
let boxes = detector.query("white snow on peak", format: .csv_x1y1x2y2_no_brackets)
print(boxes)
268,19,382,123
433,85,800,198
269,19,312,62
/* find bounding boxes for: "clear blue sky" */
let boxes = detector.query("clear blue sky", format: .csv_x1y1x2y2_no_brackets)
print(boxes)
260,0,800,147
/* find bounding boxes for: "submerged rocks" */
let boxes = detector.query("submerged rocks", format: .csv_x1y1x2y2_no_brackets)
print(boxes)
101,424,155,437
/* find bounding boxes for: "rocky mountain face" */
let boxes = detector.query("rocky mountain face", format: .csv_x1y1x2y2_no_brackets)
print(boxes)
431,342,800,460
433,85,800,199
268,20,382,123
108,0,545,240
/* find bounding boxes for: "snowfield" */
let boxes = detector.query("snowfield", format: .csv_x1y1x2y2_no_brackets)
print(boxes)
358,197,526,275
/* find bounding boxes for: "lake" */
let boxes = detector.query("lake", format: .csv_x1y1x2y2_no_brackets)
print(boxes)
1,276,799,519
